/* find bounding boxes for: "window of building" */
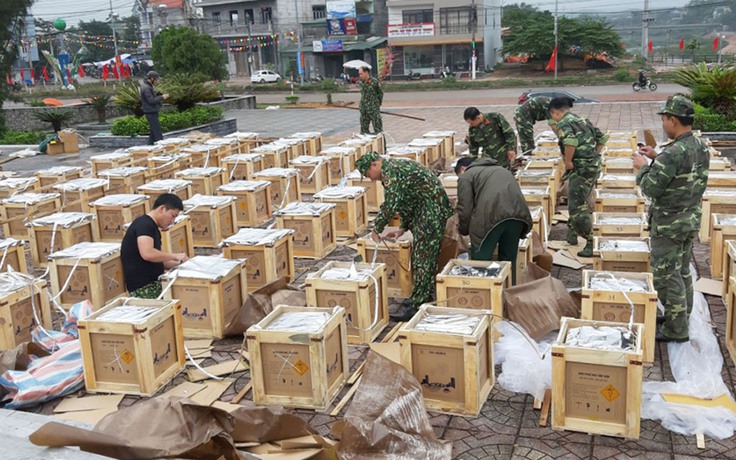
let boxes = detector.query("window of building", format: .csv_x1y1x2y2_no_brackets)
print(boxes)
439,7,472,35
212,11,221,26
229,10,239,27
260,7,272,24
403,45,434,73
244,9,254,24
313,5,326,20
402,9,433,24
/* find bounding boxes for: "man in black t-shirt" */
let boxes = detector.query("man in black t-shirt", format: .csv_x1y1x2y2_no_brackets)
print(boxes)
121,193,188,298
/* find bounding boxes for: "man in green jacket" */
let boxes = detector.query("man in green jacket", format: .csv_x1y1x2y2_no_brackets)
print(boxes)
464,107,517,169
359,66,383,134
455,156,532,285
356,152,454,321
633,94,709,343
514,96,551,155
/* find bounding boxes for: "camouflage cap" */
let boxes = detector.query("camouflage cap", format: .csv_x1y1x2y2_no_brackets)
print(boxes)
355,151,380,175
657,95,695,118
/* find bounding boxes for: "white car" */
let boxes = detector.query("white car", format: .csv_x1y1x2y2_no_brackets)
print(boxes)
251,70,281,83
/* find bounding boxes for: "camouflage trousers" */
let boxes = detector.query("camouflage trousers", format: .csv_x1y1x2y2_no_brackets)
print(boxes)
360,105,383,134
568,158,600,241
129,281,162,299
409,215,448,309
651,231,696,339
514,115,535,154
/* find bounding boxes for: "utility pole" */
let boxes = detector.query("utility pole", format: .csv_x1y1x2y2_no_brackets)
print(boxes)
294,0,304,84
246,14,253,77
554,0,558,80
641,0,651,59
471,0,477,80
181,0,192,28
109,0,120,59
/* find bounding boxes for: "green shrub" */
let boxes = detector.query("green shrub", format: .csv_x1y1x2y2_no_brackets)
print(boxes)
33,108,75,132
285,95,300,105
159,73,221,112
110,116,149,136
0,130,48,145
614,68,630,82
441,76,457,86
28,100,46,107
110,106,223,136
114,83,144,116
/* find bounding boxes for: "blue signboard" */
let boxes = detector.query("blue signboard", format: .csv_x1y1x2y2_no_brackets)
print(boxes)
296,52,304,74
321,40,344,52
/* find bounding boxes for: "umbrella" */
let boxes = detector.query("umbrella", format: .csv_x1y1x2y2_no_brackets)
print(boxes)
343,60,371,69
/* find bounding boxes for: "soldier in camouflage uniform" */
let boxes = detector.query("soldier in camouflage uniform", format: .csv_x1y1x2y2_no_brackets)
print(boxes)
633,95,709,342
464,107,517,169
359,66,383,134
548,98,607,257
514,96,551,155
356,152,453,321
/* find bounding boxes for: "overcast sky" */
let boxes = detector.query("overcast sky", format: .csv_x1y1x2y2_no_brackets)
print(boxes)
30,0,690,25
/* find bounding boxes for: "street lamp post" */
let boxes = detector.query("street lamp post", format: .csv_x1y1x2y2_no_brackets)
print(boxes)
554,0,558,80
718,33,724,65
109,1,119,60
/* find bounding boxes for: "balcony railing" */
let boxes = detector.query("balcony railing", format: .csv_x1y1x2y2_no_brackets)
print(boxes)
202,22,273,36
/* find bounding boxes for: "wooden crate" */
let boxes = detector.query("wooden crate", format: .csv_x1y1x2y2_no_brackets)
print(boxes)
204,138,240,164
709,157,731,171
0,276,51,350
217,180,272,227
161,256,247,339
305,261,388,345
90,152,133,175
423,130,456,158
356,230,413,298
724,241,736,302
313,186,368,237
126,144,165,165
155,136,192,152
516,169,558,216
251,144,290,169
78,297,185,396
53,179,108,213
161,215,195,258
90,194,150,243
221,153,265,182
289,156,332,194
604,146,637,158
385,146,428,166
273,137,308,160
710,214,736,279
246,305,348,411
700,189,736,243
0,238,29,274
726,277,736,365
175,167,226,196
593,237,651,273
28,212,98,268
597,173,637,190
531,146,561,158
0,178,40,199
435,260,511,331
529,205,549,243
180,144,221,168
581,270,657,363
1,193,61,239
224,132,261,153
320,146,358,185
408,138,443,164
221,228,295,292
147,153,191,180
35,166,83,188
398,305,494,416
605,136,637,152
347,170,384,213
355,133,386,154
592,212,648,238
252,168,301,209
551,317,643,439
97,167,148,195
521,186,553,230
48,242,126,310
183,195,237,248
707,171,736,189
275,202,337,259
137,179,192,206
339,138,373,157
602,157,635,175
290,132,322,156
594,189,647,213
525,158,564,187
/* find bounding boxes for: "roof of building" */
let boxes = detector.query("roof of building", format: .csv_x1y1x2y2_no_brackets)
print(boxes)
149,0,183,8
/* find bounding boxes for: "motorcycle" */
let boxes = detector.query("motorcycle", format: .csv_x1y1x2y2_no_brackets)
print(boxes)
632,79,657,92
440,66,455,79
407,70,422,81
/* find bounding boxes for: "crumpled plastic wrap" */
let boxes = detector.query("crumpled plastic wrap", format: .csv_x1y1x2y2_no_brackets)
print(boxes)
314,186,366,199
0,271,37,294
494,321,554,401
217,180,270,192
263,310,332,333
535,131,558,142
253,167,299,178
0,177,38,190
321,146,356,156
0,237,23,249
565,325,635,351
90,152,131,161
599,191,639,198
176,167,224,177
30,212,95,228
2,192,59,205
53,178,108,191
290,131,321,139
588,273,649,292
424,130,455,137
598,239,649,251
720,217,736,226
413,313,482,335
38,166,82,175
182,144,217,153
91,194,148,207
138,179,191,191
221,153,264,163
149,153,190,163
222,228,293,247
597,216,644,225
386,145,425,155
518,170,553,177
97,166,147,177
184,194,234,208
161,255,243,281
156,137,189,146
225,131,260,139
204,137,238,146
599,174,636,182
449,262,502,278
318,266,371,281
125,145,162,153
289,155,330,165
521,187,548,195
274,201,335,216
705,188,736,197
95,305,161,324
251,144,288,154
340,138,371,148
408,138,441,147
49,242,120,260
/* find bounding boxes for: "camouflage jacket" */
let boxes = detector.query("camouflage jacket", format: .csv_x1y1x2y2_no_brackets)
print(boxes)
516,96,551,125
374,159,453,234
360,77,383,109
467,112,517,165
556,112,607,160
636,131,710,236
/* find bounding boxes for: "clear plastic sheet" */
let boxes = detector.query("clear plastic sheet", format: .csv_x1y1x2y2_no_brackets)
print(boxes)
408,138,441,146
222,228,293,246
709,172,736,179
150,153,190,163
289,155,330,165
37,166,82,175
720,217,736,226
597,216,643,225
535,131,558,141
184,194,234,208
494,321,555,401
217,180,270,192
204,138,238,146
518,170,553,177
641,282,736,439
319,266,370,281
521,187,547,195
0,238,23,249
413,313,482,335
124,145,162,153
598,239,649,251
0,177,38,190
705,188,736,197
156,137,189,145
314,186,366,199
251,144,287,154
449,262,502,278
588,274,650,292
2,192,59,205
424,130,455,137
599,174,636,181
97,166,147,177
181,144,217,153
176,167,224,177
272,137,303,146
565,325,635,351
139,179,191,191
53,178,108,191
225,131,260,139
253,167,299,178
386,145,425,155
359,228,413,243
90,152,131,161
604,157,634,164
264,311,331,332
340,138,371,147
600,192,638,198
95,305,160,323
290,131,321,138
161,255,243,280
49,242,120,260
347,169,363,179
529,206,543,220
91,194,148,207
274,201,335,216
605,148,635,154
30,212,94,228
221,153,264,162
321,146,356,155
0,271,37,294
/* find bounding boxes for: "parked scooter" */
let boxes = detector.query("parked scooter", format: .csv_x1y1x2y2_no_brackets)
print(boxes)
440,66,455,79
407,70,422,80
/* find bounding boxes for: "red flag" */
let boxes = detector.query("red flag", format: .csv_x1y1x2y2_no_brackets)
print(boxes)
78,66,85,78
30,69,35,83
102,65,109,81
713,36,719,51
20,68,25,81
6,73,12,85
66,69,72,82
648,40,653,52
112,64,119,79
42,66,49,81
679,39,685,50
545,45,558,73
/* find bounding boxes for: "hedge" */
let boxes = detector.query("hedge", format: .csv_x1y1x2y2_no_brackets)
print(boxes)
111,106,223,136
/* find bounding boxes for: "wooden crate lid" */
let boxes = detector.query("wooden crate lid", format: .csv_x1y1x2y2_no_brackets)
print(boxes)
221,228,293,247
91,194,149,207
583,270,654,293
225,131,260,139
30,212,94,228
595,238,650,252
555,317,643,353
184,194,234,209
251,143,289,154
289,155,330,165
221,153,264,163
386,145,425,155
253,305,342,333
0,237,25,249
138,179,191,191
314,186,366,200
90,151,132,161
160,255,243,281
408,137,442,147
423,130,456,137
290,132,321,139
2,192,60,205
53,178,108,192
274,202,335,216
253,168,299,179
0,271,43,295
593,213,646,225
49,242,120,261
0,177,38,191
218,180,270,192
37,166,83,175
713,214,736,226
320,146,357,155
176,167,224,178
97,166,147,177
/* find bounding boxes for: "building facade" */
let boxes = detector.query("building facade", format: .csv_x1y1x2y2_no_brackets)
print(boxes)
133,0,188,52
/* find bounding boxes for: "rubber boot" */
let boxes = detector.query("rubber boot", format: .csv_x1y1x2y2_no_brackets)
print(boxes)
566,230,578,245
577,239,593,257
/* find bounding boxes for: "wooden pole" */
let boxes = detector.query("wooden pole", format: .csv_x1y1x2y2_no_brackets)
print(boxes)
328,105,426,122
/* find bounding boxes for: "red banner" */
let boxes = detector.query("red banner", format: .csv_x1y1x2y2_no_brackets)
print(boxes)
545,46,558,73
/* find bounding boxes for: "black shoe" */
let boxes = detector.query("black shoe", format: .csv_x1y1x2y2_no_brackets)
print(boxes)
390,304,417,322
655,331,689,343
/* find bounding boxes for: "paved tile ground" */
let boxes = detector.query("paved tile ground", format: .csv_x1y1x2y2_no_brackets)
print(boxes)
6,102,736,459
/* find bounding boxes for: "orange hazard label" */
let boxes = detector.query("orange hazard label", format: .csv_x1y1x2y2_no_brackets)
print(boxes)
120,350,135,364
601,384,620,402
293,360,309,376
338,211,348,219
239,202,247,210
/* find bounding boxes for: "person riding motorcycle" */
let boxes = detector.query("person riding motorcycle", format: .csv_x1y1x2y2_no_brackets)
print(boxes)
638,70,647,87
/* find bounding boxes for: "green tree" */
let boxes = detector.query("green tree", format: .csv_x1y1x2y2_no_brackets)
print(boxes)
0,0,34,132
685,38,701,61
151,26,227,81
75,20,115,62
122,15,140,46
